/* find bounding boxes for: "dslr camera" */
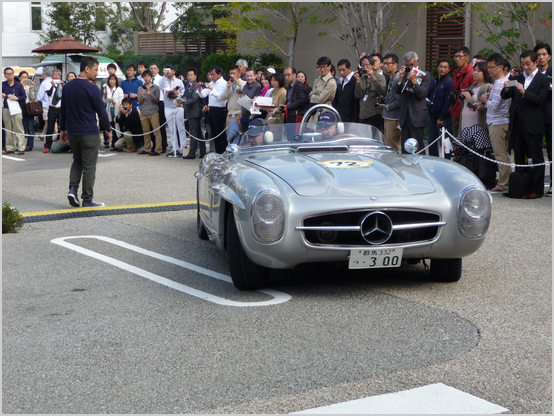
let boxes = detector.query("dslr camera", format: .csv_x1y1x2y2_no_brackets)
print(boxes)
374,96,386,107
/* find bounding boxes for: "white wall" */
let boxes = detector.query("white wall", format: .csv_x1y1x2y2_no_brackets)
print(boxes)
1,2,43,66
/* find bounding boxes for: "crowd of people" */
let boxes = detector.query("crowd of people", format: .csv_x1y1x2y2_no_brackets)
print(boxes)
3,43,552,199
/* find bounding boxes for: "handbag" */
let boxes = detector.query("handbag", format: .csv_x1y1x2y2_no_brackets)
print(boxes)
26,101,42,117
507,170,532,198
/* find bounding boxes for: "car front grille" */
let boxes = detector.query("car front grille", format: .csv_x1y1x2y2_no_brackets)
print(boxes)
298,209,444,247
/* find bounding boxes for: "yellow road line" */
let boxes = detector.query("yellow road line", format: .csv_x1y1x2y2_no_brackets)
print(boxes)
21,201,197,217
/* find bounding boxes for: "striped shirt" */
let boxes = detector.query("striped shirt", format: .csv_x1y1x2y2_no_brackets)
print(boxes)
486,75,511,126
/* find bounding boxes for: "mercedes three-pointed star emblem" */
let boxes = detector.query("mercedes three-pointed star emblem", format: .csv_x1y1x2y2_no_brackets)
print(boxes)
360,212,393,244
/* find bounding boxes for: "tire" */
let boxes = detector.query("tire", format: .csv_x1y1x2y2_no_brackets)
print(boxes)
197,185,209,240
227,208,269,290
429,258,462,282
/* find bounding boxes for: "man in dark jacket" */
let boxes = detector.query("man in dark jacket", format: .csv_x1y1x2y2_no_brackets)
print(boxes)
60,56,113,208
278,67,309,141
332,59,359,123
426,58,453,157
501,50,550,198
396,51,431,153
114,97,143,152
533,42,552,196
182,68,206,159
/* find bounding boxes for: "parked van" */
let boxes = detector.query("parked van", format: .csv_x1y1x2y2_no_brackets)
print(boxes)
32,54,125,89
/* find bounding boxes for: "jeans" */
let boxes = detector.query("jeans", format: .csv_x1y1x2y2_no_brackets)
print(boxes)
22,108,35,149
68,133,100,203
427,116,452,157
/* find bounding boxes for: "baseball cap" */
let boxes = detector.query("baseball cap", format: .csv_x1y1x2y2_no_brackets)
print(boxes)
267,66,276,74
165,64,176,70
316,111,338,126
246,118,268,136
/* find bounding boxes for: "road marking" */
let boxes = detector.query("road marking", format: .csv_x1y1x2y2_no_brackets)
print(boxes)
98,153,117,157
2,155,25,161
51,235,291,307
292,383,508,414
22,201,197,217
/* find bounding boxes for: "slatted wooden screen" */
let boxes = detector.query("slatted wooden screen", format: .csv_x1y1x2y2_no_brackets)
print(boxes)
425,4,465,72
137,32,235,57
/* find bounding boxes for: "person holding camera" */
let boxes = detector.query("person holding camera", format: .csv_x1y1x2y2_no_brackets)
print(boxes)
181,68,206,159
396,51,431,153
159,65,187,155
137,70,162,155
354,55,386,130
459,61,493,131
500,50,550,199
113,97,143,152
221,65,247,132
43,69,65,153
451,46,474,137
426,58,453,157
377,54,402,151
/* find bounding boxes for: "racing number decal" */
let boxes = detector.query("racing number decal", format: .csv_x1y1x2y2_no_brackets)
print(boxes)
320,159,373,169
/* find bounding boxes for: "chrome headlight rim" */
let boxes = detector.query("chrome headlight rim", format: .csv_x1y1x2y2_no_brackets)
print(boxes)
251,189,285,244
457,185,492,239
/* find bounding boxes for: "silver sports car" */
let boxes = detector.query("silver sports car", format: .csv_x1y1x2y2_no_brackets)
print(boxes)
196,105,492,290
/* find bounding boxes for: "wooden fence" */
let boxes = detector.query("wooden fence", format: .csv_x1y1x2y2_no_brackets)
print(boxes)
134,32,235,57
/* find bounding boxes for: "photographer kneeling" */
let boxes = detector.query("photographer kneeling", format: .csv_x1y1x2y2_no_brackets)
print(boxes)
113,97,144,152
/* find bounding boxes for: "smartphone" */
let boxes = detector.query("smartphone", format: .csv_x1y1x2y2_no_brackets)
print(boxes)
506,80,517,87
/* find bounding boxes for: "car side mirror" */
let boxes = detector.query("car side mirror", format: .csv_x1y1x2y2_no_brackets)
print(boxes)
404,138,418,155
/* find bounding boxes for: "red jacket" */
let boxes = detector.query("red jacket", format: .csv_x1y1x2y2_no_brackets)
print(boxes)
451,62,474,119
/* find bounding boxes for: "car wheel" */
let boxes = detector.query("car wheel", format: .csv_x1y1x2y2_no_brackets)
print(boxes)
196,185,209,240
429,258,462,282
227,208,269,290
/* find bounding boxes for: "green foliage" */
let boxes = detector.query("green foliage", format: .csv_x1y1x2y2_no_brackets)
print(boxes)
214,2,324,66
435,2,552,66
2,202,24,234
170,3,232,59
37,2,107,47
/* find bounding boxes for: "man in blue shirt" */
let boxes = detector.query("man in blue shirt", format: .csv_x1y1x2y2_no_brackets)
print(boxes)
120,64,143,109
60,56,113,208
2,67,27,155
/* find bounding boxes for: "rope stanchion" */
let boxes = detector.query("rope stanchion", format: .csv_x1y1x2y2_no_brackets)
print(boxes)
444,128,552,168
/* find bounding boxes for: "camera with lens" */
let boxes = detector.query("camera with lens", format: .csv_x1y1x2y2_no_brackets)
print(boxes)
374,96,386,107
358,68,368,77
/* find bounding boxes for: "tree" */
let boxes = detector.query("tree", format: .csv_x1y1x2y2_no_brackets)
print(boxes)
170,2,232,59
214,2,324,67
127,2,168,32
37,2,108,47
436,2,552,66
104,2,170,54
321,2,421,60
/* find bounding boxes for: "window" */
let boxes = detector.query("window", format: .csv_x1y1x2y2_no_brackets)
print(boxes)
425,3,465,72
31,2,42,31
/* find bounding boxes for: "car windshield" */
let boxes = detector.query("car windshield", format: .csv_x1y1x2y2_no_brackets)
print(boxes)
237,122,385,148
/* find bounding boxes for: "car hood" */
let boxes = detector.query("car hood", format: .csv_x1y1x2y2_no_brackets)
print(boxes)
245,152,436,197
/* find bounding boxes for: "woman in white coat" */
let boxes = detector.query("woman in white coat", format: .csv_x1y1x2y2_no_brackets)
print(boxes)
103,73,124,148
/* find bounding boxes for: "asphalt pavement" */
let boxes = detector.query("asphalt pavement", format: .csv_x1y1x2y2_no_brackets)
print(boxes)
2,138,552,414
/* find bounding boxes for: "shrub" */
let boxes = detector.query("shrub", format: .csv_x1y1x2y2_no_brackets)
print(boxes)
2,202,24,233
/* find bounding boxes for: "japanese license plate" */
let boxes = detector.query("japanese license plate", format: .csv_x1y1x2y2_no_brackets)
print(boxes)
348,248,403,269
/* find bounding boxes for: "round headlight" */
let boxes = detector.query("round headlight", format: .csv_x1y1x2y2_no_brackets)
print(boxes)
457,186,492,238
251,190,285,243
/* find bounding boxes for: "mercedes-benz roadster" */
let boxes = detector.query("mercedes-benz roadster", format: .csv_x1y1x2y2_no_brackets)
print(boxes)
195,105,492,290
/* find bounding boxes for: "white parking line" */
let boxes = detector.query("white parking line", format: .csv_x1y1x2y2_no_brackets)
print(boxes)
292,383,508,414
51,235,291,307
98,153,116,157
2,155,25,161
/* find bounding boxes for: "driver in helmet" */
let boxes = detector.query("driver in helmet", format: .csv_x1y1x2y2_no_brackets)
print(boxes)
315,111,339,140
